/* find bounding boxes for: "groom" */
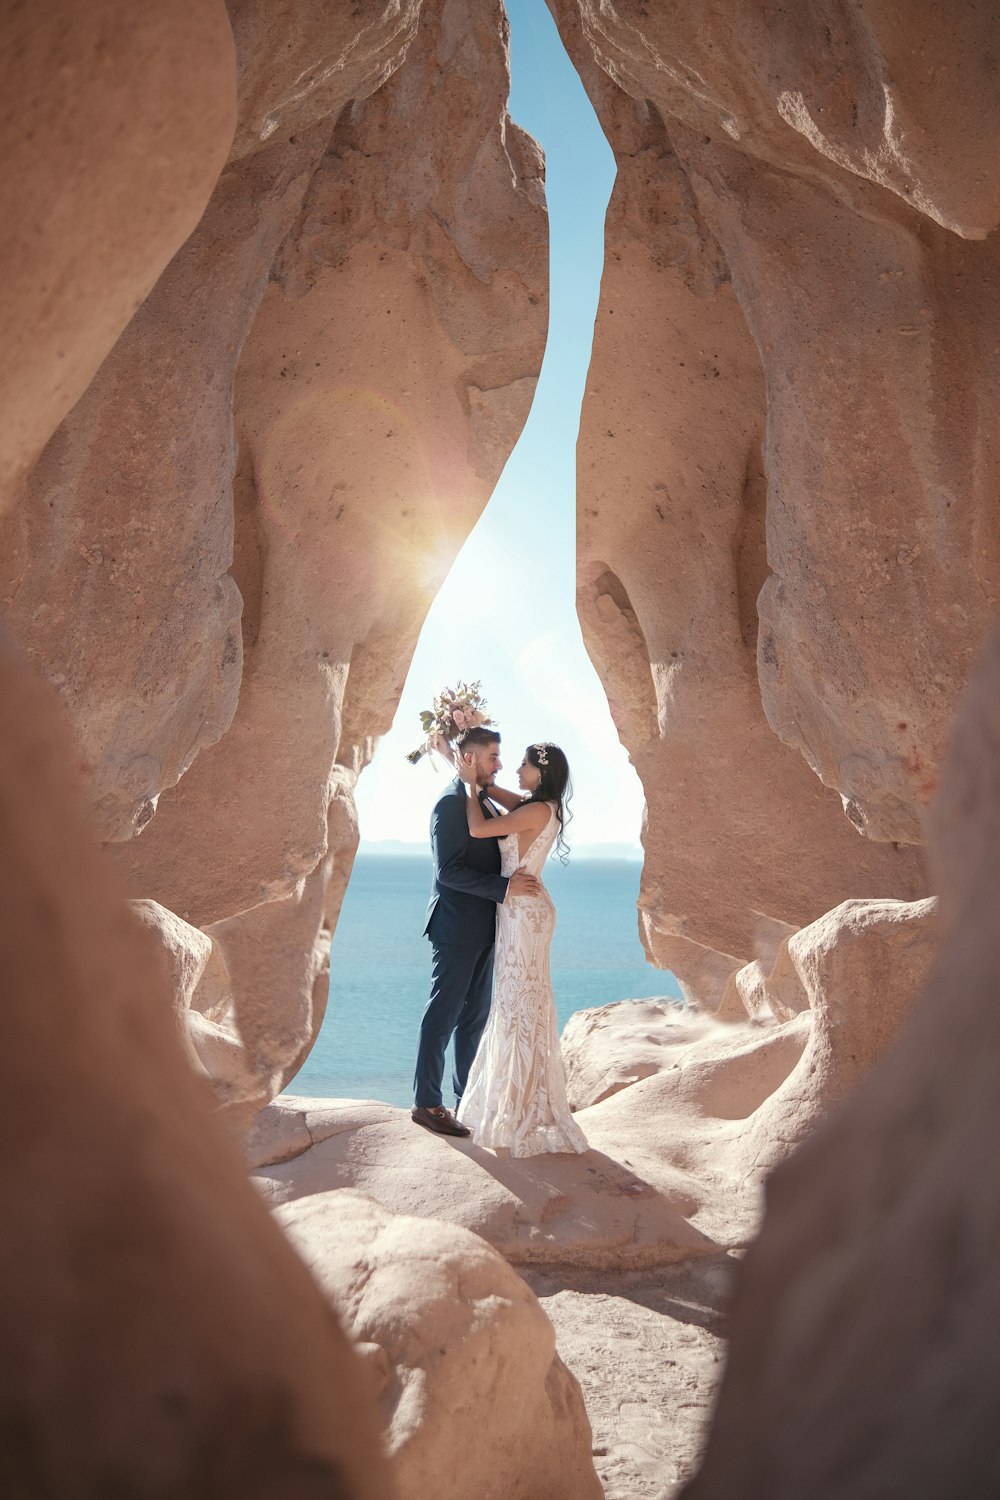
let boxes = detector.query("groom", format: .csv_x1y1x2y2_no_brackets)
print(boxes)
412,726,540,1137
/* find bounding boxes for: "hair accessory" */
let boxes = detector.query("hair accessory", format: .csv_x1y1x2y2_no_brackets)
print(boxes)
533,744,549,767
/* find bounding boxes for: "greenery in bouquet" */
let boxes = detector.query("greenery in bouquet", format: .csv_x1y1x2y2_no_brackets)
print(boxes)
406,680,495,765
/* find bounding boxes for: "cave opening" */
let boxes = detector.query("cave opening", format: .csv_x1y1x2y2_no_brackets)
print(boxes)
290,0,682,1108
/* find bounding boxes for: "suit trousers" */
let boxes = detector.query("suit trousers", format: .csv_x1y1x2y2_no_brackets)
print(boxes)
414,940,495,1108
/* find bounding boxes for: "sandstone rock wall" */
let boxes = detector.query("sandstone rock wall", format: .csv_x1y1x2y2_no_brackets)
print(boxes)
12,2,1000,1491
0,4,400,1494
0,1,238,510
680,629,1000,1496
557,0,1000,856
550,2,929,1006
550,2,1000,1491
3,0,547,1114
0,2,425,844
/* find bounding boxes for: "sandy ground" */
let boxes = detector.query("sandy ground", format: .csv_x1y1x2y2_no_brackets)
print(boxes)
522,1256,736,1500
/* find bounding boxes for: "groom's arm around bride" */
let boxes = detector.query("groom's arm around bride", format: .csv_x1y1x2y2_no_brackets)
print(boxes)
413,741,539,1137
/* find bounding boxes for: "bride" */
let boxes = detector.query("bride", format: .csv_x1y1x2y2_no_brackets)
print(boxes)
454,741,587,1157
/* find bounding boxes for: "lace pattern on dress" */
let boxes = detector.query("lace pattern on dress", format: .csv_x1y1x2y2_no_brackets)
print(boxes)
458,804,588,1157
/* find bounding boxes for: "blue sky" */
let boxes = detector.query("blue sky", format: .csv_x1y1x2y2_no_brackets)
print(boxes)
355,0,643,848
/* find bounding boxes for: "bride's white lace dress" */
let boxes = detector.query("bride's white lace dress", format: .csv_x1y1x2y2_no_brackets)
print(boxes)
458,804,588,1156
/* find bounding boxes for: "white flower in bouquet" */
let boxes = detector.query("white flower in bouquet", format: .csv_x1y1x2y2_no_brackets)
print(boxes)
406,681,495,765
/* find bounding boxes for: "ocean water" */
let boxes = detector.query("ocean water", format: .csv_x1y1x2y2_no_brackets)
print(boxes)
289,850,682,1109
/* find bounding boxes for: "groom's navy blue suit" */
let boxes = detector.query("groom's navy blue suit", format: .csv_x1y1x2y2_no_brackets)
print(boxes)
414,777,509,1109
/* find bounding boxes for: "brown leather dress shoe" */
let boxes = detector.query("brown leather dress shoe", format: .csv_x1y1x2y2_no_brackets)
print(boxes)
411,1105,471,1138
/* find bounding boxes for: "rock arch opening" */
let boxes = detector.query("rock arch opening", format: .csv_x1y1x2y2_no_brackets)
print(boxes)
4,2,1000,1497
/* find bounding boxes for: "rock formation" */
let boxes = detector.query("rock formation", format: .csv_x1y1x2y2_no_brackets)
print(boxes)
0,1,237,512
561,999,809,1116
549,2,932,1008
540,0,999,1270
556,0,1000,849
0,2,546,1494
252,1095,717,1269
0,637,397,1499
2,0,547,1116
10,1,1000,1494
278,1190,604,1500
544,1,1000,1493
0,4,414,1495
247,889,936,1282
679,629,1000,1496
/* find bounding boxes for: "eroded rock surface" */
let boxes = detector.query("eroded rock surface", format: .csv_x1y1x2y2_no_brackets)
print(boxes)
550,6,1000,1492
278,1190,604,1500
254,1096,717,1269
556,0,1000,849
0,1,237,509
4,0,546,1116
0,5,425,848
0,646,393,1500
550,2,928,1008
571,1,1000,238
679,627,1000,1496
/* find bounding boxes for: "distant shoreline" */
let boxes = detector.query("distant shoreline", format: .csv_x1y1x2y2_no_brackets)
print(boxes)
359,840,644,862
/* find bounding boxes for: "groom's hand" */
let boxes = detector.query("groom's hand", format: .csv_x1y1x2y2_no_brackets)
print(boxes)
506,871,541,899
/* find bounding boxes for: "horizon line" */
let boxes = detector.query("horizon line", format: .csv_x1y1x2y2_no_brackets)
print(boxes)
359,837,644,857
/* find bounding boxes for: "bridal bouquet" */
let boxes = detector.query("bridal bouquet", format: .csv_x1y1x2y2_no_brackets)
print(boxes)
406,680,495,765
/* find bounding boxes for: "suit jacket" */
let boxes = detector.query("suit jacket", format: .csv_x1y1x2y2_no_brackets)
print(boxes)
423,777,509,946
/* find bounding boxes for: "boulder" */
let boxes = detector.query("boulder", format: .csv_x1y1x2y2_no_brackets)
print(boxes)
575,1022,809,1248
554,898,937,1247
562,999,736,1110
277,1189,604,1500
734,896,940,1176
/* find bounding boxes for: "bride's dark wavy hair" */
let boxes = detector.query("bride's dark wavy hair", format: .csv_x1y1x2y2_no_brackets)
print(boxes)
523,743,573,863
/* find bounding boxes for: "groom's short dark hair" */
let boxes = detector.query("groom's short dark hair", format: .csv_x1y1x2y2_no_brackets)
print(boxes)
456,727,500,753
